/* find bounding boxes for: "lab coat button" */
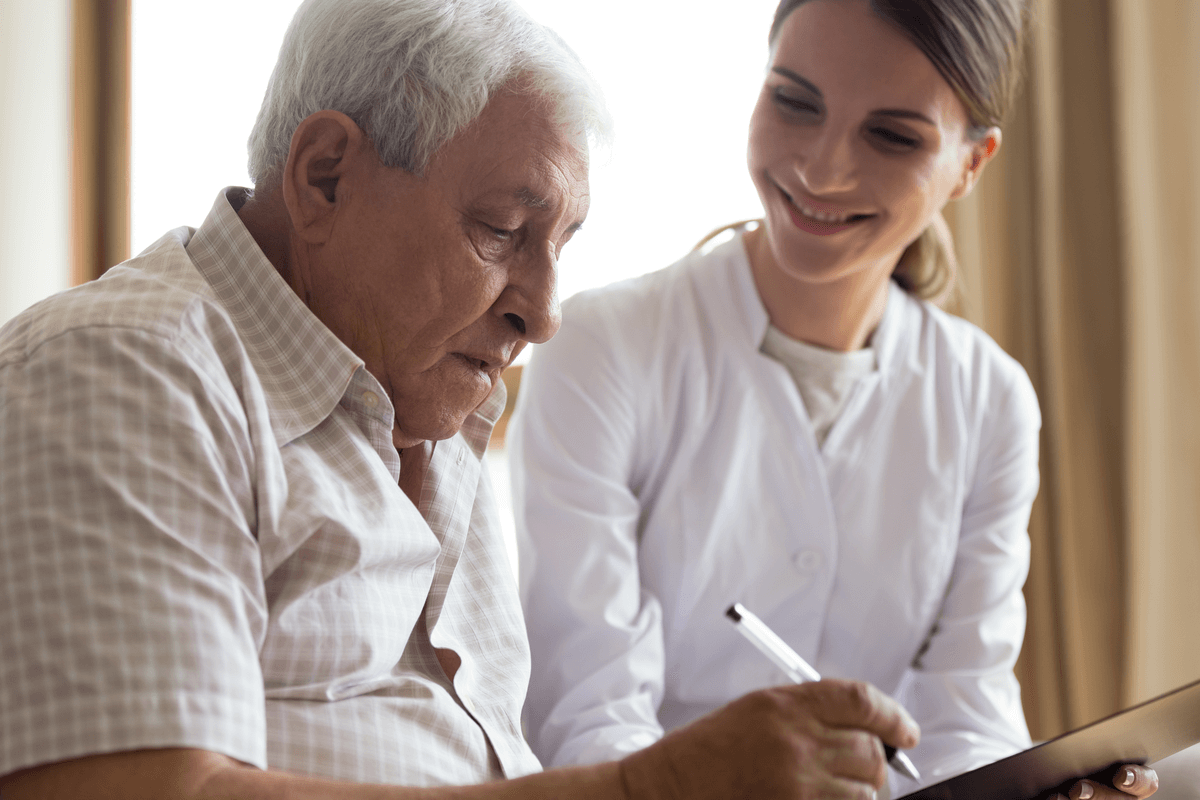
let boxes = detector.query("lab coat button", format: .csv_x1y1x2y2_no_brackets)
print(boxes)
362,390,380,408
793,549,824,572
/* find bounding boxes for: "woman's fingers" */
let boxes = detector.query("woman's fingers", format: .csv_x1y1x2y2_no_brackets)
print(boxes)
1110,764,1159,798
1059,764,1159,800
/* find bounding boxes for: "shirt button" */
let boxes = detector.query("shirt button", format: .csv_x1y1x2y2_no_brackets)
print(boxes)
456,449,465,465
793,549,824,572
462,695,477,715
362,391,380,408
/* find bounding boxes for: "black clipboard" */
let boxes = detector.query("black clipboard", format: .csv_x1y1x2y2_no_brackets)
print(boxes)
898,676,1200,799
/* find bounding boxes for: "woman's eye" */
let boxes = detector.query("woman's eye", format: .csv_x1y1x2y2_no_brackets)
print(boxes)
870,127,919,148
772,88,819,116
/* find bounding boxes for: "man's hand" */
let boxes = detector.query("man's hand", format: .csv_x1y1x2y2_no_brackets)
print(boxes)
1049,764,1158,800
618,678,919,800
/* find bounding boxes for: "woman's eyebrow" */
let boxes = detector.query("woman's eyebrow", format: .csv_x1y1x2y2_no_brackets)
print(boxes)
771,66,822,97
873,108,937,126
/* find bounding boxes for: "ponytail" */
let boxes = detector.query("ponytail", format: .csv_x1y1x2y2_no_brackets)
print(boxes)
892,213,957,306
694,219,760,252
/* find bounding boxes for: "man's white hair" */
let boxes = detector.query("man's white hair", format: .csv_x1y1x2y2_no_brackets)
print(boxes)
247,0,612,185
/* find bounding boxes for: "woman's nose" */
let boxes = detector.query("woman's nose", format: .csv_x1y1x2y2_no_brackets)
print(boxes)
795,128,859,196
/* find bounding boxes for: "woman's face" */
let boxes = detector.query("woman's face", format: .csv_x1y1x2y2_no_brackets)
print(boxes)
747,0,997,285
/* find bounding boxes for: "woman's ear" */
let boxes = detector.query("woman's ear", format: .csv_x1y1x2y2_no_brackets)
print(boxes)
280,110,369,244
950,126,1002,200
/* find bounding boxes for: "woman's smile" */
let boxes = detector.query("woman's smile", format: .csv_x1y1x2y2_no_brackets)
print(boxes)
776,182,875,235
746,0,992,291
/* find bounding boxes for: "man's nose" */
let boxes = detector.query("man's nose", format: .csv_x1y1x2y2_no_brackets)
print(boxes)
497,241,561,344
795,127,859,196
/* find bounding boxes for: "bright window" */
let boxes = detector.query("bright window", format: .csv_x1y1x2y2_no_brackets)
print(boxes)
132,1,779,298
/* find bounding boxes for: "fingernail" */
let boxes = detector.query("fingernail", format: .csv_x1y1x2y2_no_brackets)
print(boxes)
1121,767,1136,787
1078,782,1094,800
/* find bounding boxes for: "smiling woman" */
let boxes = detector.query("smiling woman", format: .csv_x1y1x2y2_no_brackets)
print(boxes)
508,2,1158,800
742,0,1003,351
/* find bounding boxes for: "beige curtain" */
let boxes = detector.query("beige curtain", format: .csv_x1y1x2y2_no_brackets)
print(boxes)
944,0,1200,741
71,0,131,284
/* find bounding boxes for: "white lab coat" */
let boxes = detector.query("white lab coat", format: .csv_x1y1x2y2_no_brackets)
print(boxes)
511,234,1038,793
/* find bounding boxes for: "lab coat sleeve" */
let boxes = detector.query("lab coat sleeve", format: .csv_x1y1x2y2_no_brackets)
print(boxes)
896,363,1040,792
509,304,666,768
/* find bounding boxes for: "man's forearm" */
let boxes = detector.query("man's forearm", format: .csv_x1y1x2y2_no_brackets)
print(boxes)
205,757,633,800
0,747,633,800
1,681,926,800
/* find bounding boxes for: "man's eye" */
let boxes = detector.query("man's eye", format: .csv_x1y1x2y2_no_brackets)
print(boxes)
489,226,514,241
870,127,919,148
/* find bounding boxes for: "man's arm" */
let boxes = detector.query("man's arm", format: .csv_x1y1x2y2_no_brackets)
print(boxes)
0,680,919,800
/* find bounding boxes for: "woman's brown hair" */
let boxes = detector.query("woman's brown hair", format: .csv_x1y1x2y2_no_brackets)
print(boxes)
765,0,1032,301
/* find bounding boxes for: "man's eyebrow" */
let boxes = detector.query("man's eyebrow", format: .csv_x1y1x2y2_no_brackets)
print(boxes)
516,187,550,209
503,187,586,233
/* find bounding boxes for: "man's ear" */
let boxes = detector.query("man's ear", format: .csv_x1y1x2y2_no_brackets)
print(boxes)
950,126,1002,200
281,110,369,244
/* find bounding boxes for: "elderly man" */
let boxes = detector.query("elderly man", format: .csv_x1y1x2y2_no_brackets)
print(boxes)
0,0,923,798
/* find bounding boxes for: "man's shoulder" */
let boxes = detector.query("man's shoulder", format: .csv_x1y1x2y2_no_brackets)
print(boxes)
0,228,235,368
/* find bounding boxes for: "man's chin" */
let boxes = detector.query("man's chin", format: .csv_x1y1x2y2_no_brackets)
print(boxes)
393,419,465,450
390,373,497,449
392,403,479,449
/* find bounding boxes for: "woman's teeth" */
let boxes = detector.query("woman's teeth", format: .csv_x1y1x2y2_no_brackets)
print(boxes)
796,203,854,224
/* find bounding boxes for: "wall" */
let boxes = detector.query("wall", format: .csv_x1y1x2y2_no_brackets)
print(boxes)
0,0,72,326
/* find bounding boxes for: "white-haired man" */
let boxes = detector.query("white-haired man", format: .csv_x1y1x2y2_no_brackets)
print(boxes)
0,1,918,797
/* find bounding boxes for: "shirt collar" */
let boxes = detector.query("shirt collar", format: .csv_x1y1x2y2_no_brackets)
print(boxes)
185,187,364,447
461,379,507,460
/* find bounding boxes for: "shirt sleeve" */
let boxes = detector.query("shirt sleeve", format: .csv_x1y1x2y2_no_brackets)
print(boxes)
893,363,1040,792
0,324,269,779
509,306,666,767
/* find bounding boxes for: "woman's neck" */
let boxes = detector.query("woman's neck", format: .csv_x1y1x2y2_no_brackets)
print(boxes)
744,226,893,352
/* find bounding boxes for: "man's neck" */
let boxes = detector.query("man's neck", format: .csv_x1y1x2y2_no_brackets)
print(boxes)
236,183,297,286
398,441,432,508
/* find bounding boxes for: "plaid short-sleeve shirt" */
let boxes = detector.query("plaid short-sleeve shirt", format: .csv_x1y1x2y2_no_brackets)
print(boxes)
0,189,540,786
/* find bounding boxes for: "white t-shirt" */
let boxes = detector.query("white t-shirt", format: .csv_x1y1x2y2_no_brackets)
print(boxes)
760,323,877,448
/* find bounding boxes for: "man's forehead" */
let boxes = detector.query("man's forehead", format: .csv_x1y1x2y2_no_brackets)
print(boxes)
443,93,591,215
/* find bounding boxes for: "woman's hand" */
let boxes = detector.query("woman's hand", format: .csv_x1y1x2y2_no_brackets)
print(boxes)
1048,764,1159,800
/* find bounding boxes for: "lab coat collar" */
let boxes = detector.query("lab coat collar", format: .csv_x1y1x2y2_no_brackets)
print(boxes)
715,232,912,387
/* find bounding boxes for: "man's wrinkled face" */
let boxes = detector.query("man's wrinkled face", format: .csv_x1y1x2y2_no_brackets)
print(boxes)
302,90,590,448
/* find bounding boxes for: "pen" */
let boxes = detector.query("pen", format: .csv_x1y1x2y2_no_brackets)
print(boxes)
725,602,921,783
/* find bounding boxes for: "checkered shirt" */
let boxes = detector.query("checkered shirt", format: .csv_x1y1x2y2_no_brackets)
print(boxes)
0,189,541,786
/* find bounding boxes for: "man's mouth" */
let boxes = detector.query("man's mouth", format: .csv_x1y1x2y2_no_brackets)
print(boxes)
457,351,508,373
